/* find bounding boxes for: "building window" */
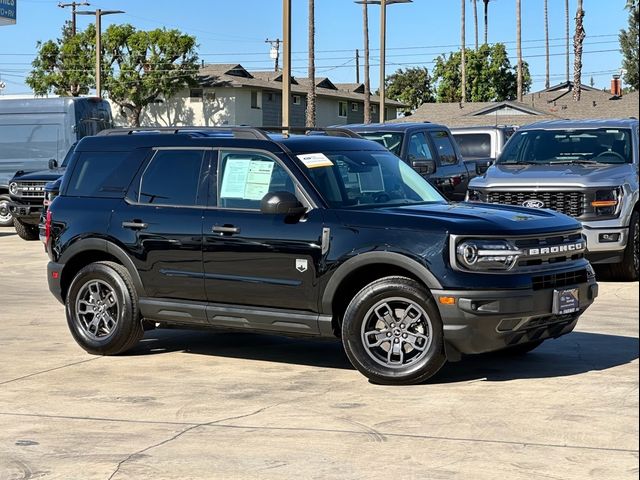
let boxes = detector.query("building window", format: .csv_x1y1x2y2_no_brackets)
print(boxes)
292,95,301,105
190,88,204,100
251,90,261,109
351,103,359,112
266,92,274,102
338,101,348,117
371,104,378,114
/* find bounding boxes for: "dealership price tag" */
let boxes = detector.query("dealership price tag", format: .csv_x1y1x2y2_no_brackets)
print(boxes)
552,288,580,315
297,153,334,169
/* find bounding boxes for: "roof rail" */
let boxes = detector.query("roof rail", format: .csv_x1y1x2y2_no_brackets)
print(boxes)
97,126,271,140
259,126,363,139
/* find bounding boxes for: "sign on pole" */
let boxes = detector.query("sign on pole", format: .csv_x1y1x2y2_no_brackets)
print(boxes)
0,0,16,26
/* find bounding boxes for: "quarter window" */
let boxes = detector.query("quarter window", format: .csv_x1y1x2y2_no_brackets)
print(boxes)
218,151,297,210
139,150,204,206
429,131,458,165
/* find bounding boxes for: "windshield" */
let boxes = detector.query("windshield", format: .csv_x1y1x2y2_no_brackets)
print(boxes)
498,128,634,165
359,132,404,156
300,150,445,208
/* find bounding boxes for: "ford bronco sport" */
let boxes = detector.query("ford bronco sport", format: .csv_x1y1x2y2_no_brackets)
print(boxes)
45,127,598,385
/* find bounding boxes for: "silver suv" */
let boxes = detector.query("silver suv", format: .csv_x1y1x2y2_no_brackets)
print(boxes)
468,119,639,281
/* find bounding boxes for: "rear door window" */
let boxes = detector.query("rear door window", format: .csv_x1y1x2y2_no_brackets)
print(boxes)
66,151,142,198
138,150,206,206
428,131,458,165
407,132,435,160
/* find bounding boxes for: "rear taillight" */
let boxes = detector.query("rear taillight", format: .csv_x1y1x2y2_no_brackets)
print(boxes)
45,210,52,245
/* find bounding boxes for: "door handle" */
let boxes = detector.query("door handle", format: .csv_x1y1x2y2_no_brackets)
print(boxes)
212,225,240,235
122,221,148,230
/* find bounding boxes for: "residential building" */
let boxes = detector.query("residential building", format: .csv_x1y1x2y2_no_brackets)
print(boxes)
111,64,405,128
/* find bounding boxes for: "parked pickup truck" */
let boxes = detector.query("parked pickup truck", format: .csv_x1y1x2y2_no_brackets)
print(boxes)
343,123,488,201
468,119,639,281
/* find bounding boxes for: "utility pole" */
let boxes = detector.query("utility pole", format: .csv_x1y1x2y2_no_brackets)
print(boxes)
282,1,291,130
355,49,360,83
265,38,281,72
77,8,124,98
58,2,90,36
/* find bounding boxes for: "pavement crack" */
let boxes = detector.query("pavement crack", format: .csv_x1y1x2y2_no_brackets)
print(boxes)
0,357,101,386
106,402,283,480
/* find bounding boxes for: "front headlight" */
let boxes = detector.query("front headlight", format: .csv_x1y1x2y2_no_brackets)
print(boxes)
466,190,482,202
456,239,523,271
9,182,18,195
592,187,622,216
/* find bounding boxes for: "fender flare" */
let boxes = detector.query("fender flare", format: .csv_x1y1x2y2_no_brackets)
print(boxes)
320,252,442,313
59,238,146,296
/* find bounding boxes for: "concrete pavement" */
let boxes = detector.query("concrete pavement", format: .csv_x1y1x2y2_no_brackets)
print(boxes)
0,229,638,480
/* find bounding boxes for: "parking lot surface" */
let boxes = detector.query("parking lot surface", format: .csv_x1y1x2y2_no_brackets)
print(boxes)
0,230,638,480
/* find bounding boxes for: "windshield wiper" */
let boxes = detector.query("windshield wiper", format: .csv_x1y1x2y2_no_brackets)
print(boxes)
549,159,599,165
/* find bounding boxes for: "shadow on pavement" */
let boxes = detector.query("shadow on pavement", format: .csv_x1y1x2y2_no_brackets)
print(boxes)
130,329,638,382
0,231,16,238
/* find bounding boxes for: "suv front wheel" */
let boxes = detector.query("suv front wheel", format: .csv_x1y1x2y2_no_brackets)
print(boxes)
13,218,39,240
65,261,144,355
342,276,446,385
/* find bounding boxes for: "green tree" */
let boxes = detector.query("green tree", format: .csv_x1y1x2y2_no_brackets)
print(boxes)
620,0,639,90
385,67,435,113
432,43,530,103
26,22,95,97
102,24,200,126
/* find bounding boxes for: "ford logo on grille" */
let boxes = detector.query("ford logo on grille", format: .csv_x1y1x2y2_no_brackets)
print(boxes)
522,199,545,209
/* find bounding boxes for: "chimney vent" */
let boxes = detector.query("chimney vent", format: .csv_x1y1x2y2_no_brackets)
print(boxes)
611,75,622,97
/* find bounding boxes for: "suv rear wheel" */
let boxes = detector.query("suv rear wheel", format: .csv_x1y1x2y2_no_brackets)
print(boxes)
0,194,12,227
65,261,144,355
341,276,446,385
13,218,39,240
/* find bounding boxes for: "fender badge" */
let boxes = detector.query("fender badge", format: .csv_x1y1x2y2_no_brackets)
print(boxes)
296,259,308,273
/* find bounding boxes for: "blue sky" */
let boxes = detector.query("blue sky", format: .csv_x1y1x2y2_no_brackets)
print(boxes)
0,0,632,96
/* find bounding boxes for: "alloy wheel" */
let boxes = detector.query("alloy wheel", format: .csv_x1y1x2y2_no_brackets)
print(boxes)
75,280,120,341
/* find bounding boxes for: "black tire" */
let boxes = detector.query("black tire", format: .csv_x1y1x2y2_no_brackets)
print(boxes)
495,339,544,356
0,194,12,227
65,261,144,355
341,276,446,385
13,218,39,240
606,210,639,282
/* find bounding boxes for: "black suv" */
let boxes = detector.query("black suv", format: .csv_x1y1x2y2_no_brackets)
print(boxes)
45,127,598,385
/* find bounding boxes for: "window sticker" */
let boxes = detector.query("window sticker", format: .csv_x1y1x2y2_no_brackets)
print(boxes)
220,158,275,200
297,153,334,169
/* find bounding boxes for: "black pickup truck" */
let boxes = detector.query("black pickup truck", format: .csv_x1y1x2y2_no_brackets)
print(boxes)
343,123,488,201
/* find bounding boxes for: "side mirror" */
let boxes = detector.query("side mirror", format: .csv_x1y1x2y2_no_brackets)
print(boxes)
48,158,58,169
410,158,436,176
260,191,306,218
475,160,492,175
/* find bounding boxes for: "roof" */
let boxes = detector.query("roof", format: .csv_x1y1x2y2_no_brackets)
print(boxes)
344,122,448,132
0,96,106,114
196,63,406,107
278,135,387,153
518,118,639,131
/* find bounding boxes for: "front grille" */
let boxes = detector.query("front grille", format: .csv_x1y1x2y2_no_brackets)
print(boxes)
486,191,585,217
515,231,585,267
532,269,588,290
15,181,47,199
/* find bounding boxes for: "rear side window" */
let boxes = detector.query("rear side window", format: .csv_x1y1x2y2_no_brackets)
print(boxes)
429,131,458,165
453,133,492,158
139,150,205,206
66,151,140,198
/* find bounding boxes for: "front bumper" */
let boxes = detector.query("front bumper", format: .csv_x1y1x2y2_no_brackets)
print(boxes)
8,201,43,225
582,222,628,264
432,277,598,356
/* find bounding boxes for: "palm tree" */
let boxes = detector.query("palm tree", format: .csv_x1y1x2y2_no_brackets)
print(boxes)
306,0,316,127
565,0,570,83
516,0,523,101
472,0,479,50
573,0,586,100
461,0,467,102
544,0,550,89
362,0,371,124
483,0,492,44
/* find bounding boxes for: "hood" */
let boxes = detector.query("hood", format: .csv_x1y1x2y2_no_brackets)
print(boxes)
338,201,581,237
470,163,636,189
11,168,66,183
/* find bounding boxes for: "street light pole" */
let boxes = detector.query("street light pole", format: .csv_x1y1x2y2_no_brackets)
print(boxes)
76,9,124,98
356,0,411,124
58,2,90,36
